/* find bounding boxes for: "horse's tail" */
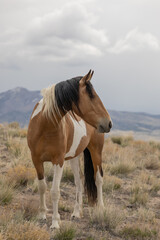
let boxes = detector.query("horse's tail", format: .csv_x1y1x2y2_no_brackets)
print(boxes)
83,148,97,205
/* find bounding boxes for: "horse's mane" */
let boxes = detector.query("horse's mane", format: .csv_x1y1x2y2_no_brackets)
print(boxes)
41,84,61,123
41,76,94,123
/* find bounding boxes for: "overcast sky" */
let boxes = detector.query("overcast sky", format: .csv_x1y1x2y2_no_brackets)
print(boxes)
0,0,160,114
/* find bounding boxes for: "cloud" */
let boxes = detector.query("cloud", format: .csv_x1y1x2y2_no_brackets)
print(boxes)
0,1,109,66
109,28,160,54
24,2,109,62
1,1,160,68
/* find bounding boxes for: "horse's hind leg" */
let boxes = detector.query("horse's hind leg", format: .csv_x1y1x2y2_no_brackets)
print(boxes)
33,158,48,220
88,134,105,209
50,164,64,229
70,157,83,218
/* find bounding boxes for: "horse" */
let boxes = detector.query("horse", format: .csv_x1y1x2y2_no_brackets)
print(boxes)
27,70,112,229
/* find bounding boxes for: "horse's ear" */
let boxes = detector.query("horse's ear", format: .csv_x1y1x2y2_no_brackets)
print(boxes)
80,70,94,85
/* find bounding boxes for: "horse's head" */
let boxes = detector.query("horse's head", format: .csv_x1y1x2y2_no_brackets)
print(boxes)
74,70,112,133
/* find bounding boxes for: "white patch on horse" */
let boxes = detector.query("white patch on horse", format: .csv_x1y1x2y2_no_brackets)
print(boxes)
31,99,43,119
65,116,87,158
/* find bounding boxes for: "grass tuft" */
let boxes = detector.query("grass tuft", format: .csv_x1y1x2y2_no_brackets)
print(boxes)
90,203,124,231
0,175,14,205
103,175,122,193
22,199,38,221
109,159,135,176
121,224,158,240
53,224,76,240
130,185,149,206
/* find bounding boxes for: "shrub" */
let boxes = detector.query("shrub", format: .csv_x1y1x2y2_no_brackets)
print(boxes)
8,122,20,129
111,136,123,145
144,157,160,170
111,136,133,147
7,165,36,187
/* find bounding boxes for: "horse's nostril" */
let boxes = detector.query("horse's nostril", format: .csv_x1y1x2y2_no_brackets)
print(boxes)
109,121,112,129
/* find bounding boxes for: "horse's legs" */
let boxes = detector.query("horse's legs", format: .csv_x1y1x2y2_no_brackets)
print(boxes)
38,179,48,219
50,164,64,229
88,133,105,209
95,165,104,209
90,152,104,208
70,157,83,218
33,159,48,220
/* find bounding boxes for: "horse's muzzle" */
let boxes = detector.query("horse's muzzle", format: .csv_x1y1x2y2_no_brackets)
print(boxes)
98,120,112,133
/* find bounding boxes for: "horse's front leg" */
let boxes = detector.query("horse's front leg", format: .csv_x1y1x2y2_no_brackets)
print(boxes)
50,163,64,229
70,157,83,218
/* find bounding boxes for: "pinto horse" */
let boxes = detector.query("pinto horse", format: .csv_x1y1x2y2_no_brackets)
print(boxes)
27,70,112,229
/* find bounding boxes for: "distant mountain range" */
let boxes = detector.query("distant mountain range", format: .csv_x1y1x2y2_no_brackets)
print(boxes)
0,87,160,134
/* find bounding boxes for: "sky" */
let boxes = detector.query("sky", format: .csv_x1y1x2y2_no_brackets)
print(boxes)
0,0,160,114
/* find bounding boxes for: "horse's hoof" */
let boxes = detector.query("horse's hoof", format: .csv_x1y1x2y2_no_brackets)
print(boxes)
71,212,82,219
50,221,60,230
39,212,47,220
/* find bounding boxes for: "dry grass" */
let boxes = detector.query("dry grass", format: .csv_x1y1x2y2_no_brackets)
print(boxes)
144,157,160,170
7,165,36,187
8,121,20,129
108,150,136,176
53,224,76,240
1,124,160,239
130,184,149,206
2,222,50,240
138,172,160,195
103,175,123,193
137,207,156,224
0,207,49,240
90,202,124,231
0,175,14,205
121,223,158,240
21,199,39,221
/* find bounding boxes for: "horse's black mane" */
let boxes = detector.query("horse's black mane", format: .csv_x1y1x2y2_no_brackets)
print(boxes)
55,76,94,114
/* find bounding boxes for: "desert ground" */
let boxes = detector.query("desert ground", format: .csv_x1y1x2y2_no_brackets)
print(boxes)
0,122,160,240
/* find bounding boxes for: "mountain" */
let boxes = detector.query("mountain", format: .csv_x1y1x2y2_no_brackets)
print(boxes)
109,110,160,132
0,87,160,134
0,87,41,126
